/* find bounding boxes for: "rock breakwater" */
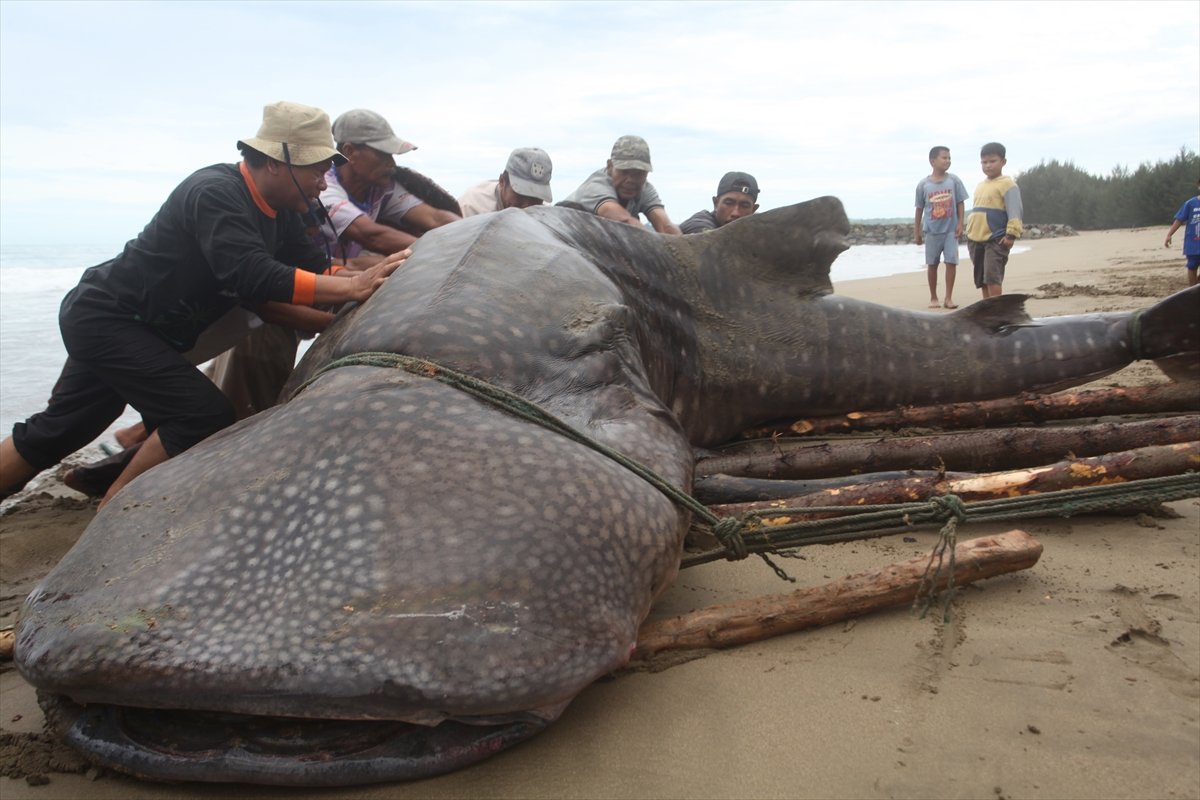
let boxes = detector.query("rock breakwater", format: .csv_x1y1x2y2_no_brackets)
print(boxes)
846,222,1077,246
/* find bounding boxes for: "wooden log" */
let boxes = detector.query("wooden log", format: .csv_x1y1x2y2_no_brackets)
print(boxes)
635,530,1042,659
707,440,1200,521
691,470,972,505
740,381,1200,439
709,474,948,518
697,416,1199,480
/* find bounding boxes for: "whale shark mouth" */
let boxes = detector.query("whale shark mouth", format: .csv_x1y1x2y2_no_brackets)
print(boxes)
41,693,546,786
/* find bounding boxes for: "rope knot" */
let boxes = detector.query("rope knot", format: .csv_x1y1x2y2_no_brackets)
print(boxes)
712,516,749,561
930,494,968,522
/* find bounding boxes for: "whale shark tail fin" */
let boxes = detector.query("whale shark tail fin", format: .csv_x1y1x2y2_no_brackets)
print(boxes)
1138,285,1200,381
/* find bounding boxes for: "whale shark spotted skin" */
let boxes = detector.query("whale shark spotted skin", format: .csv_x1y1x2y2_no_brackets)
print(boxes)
15,198,1200,785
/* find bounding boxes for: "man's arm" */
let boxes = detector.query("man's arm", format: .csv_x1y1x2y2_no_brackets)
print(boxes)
342,215,418,255
645,207,682,235
397,203,461,234
679,212,716,235
255,301,335,334
1165,219,1184,247
954,202,965,238
311,249,409,305
914,208,924,244
595,200,644,227
330,252,387,271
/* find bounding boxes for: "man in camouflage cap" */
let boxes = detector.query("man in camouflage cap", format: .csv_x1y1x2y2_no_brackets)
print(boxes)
558,135,681,234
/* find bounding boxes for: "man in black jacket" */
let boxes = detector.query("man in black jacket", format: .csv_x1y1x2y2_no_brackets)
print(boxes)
0,101,406,507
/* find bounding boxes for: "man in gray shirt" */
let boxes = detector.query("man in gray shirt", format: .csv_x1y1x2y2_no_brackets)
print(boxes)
558,135,681,234
680,172,760,234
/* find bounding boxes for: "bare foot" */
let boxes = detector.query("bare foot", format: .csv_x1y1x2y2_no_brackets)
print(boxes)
61,467,103,498
943,301,959,309
114,422,147,449
928,300,941,308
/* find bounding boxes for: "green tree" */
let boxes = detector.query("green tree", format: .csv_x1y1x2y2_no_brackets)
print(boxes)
1017,148,1198,229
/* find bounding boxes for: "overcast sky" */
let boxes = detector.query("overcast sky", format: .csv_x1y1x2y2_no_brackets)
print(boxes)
1,0,1197,246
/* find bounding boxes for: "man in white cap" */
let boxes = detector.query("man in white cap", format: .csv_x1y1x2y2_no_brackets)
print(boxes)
318,109,461,260
458,148,554,217
558,135,681,234
0,101,406,507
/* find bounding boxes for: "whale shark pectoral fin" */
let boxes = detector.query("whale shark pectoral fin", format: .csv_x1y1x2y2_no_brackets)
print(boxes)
670,196,850,294
1152,353,1200,383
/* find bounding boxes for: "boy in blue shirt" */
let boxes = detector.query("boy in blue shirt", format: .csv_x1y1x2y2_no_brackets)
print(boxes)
1164,180,1200,287
914,146,969,308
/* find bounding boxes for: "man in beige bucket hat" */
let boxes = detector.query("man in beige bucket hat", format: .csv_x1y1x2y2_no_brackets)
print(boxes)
558,135,681,234
0,101,407,507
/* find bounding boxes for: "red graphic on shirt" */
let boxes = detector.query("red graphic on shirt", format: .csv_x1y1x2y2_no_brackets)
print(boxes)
928,188,953,220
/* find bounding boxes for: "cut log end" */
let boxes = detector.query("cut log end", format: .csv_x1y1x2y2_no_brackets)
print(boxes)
636,530,1042,662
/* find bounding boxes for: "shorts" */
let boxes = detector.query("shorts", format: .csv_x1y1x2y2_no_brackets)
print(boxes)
969,239,1009,288
924,232,958,266
1186,254,1200,270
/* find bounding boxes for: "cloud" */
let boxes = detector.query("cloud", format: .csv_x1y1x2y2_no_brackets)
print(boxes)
1,0,1196,243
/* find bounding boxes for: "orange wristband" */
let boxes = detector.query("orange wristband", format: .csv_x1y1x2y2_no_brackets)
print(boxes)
292,269,316,306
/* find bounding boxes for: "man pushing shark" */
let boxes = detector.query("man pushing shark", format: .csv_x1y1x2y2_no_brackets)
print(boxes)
0,101,407,507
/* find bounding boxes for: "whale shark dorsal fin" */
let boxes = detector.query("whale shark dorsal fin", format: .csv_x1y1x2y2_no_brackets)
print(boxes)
668,196,851,296
951,294,1037,333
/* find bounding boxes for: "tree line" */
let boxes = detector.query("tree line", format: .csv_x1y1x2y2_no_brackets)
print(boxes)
1017,147,1198,229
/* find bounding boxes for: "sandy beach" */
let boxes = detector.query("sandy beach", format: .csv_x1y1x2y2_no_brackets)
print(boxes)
1,226,1197,800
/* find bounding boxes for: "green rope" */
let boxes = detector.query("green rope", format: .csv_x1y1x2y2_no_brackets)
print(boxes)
296,352,1199,598
1127,308,1145,361
295,352,796,576
912,497,967,622
683,472,1200,568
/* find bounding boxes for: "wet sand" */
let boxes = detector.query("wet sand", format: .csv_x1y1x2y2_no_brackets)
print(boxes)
2,226,1197,799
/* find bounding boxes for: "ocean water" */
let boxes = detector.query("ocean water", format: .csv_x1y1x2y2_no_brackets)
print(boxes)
0,240,986,445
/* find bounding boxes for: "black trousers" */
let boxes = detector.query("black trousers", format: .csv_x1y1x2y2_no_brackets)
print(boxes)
12,308,234,471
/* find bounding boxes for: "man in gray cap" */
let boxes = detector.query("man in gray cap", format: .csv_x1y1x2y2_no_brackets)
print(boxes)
458,148,554,217
558,135,681,234
317,108,461,260
680,171,761,234
0,101,405,507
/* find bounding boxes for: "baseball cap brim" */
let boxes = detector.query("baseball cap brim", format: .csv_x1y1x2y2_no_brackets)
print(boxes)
365,135,418,156
507,173,552,203
611,158,652,172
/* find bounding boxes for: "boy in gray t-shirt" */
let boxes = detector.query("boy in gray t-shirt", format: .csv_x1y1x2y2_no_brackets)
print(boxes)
914,145,969,309
558,135,681,234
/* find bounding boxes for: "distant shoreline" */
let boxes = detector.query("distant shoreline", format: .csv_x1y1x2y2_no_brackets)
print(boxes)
846,221,1077,246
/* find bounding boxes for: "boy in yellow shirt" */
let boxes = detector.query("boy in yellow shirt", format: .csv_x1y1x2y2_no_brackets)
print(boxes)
965,142,1023,298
